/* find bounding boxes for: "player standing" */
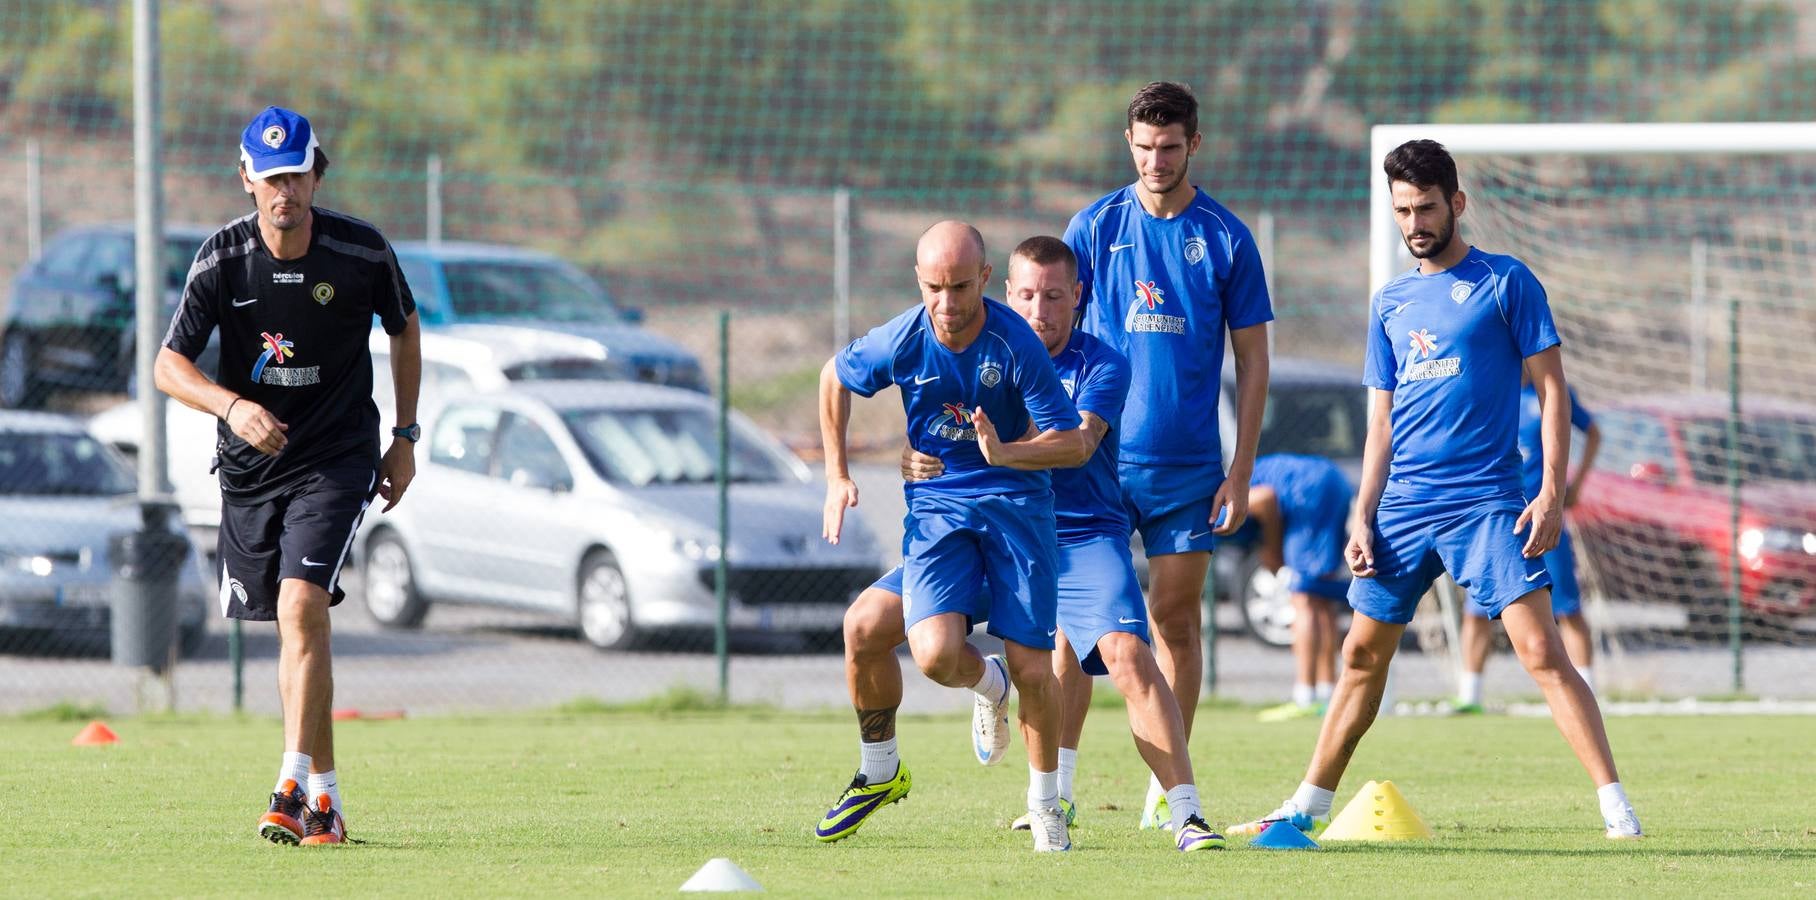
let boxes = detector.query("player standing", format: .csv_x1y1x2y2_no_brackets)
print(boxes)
1230,139,1641,840
818,222,1086,851
1063,80,1273,827
1247,453,1352,722
156,106,421,846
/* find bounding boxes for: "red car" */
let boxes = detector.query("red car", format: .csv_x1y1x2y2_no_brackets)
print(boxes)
1571,394,1816,624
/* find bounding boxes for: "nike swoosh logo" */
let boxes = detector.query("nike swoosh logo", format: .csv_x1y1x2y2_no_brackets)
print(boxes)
232,298,259,307
1118,617,1143,625
1187,530,1213,540
1047,629,1058,637
1110,243,1135,252
301,557,328,567
912,375,939,385
1524,570,1544,582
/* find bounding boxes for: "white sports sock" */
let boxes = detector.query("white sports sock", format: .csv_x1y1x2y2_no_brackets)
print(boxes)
1290,781,1336,818
970,656,1007,704
1459,671,1484,706
1166,784,1202,831
1028,765,1059,810
1575,665,1595,693
1145,772,1165,810
276,751,311,798
1292,682,1315,708
1315,681,1334,704
1057,747,1078,803
307,769,340,814
1596,781,1630,818
859,737,899,783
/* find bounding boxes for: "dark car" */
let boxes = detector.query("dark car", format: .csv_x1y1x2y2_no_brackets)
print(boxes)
1571,394,1816,627
1,224,213,408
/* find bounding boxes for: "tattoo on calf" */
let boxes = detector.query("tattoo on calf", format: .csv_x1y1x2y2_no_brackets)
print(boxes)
857,706,897,742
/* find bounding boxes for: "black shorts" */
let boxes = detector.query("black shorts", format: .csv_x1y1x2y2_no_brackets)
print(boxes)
218,464,378,621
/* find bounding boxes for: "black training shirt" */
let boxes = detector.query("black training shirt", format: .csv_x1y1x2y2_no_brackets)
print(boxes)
163,208,415,504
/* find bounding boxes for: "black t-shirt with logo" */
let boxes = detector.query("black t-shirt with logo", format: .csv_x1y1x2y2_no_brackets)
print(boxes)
163,208,415,504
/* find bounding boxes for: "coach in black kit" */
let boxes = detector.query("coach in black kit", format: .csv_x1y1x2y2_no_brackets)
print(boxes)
155,106,422,848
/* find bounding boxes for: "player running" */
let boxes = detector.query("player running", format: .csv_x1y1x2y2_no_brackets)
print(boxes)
822,237,1222,853
1063,80,1273,828
817,222,1086,852
1247,453,1352,722
156,107,421,846
1230,139,1642,841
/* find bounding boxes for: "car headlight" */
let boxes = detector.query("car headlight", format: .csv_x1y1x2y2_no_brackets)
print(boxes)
1739,526,1811,559
2,553,56,577
649,526,721,562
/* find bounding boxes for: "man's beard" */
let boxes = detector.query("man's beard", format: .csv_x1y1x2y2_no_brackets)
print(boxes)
1146,156,1190,196
1405,213,1455,259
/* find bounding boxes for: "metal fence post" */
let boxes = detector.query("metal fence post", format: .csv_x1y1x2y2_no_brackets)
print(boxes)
716,310,731,703
833,188,851,350
1726,296,1742,693
426,154,443,246
26,138,43,263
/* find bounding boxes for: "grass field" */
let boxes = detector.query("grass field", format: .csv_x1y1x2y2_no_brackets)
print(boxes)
5,703,1813,897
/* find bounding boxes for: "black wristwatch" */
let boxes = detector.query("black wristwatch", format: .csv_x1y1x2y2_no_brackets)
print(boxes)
391,423,421,442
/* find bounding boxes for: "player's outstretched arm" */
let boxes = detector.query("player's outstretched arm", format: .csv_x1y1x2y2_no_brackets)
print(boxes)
1345,387,1395,578
154,346,288,456
1517,346,1569,557
972,409,1104,470
378,311,422,512
1215,322,1271,534
819,358,859,544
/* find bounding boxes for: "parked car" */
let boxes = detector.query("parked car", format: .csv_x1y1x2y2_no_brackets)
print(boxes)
88,323,651,548
1210,356,1368,648
354,381,882,650
2,224,213,408
392,241,706,391
0,411,210,655
1571,393,1816,625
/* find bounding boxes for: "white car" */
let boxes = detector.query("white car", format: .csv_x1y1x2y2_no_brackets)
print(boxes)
355,381,882,649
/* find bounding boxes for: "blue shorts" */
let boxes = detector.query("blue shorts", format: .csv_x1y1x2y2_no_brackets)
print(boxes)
1348,487,1550,625
1465,526,1580,618
1121,462,1222,556
872,533,1149,676
1291,572,1352,601
899,493,1059,650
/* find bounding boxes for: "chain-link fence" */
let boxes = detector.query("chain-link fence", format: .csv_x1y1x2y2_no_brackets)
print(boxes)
2,0,1814,714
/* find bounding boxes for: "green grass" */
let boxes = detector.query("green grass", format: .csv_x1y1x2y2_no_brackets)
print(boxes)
4,709,1813,897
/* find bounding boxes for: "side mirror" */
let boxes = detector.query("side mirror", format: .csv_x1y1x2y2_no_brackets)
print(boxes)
509,467,570,493
97,268,134,295
616,306,645,325
1629,461,1668,484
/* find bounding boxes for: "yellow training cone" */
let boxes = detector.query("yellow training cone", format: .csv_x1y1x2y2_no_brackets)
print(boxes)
1319,780,1433,841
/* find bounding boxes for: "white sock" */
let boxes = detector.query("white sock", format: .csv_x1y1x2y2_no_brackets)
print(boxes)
276,751,311,798
1597,781,1630,818
1292,682,1315,708
1315,682,1335,704
1575,665,1595,693
1290,781,1336,818
1028,765,1059,810
1459,671,1484,706
970,656,1008,704
1166,784,1202,831
1145,772,1165,810
1057,747,1078,803
859,737,899,783
307,769,340,814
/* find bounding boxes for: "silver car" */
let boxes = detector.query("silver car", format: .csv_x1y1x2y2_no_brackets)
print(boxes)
0,411,210,655
355,381,882,649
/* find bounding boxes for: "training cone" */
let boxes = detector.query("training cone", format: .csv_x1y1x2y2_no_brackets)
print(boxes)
1251,820,1321,850
71,720,118,746
679,858,764,893
1319,780,1434,841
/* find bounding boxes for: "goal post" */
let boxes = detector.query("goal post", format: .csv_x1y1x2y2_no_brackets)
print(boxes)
1366,122,1816,700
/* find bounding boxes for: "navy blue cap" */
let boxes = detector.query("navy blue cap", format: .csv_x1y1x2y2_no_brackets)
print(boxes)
239,106,320,180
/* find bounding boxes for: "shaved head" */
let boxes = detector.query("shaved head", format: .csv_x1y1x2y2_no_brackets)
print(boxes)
913,220,991,348
916,220,987,271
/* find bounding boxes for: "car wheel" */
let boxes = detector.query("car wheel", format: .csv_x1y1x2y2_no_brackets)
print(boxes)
1235,554,1296,648
0,332,35,409
577,551,636,651
363,531,429,629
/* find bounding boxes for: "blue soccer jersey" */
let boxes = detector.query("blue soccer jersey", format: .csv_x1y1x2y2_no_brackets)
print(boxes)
1518,383,1594,500
1052,330,1132,542
1364,248,1561,498
1064,185,1274,467
836,299,1081,501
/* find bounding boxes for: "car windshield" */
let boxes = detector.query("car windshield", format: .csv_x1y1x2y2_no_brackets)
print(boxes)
503,358,623,382
441,260,621,323
0,431,135,496
1681,417,1816,485
1257,385,1367,459
564,407,789,487
164,237,201,288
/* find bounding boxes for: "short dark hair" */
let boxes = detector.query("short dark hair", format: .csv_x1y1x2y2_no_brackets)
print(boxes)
1010,235,1077,279
1127,81,1198,138
1383,139,1457,199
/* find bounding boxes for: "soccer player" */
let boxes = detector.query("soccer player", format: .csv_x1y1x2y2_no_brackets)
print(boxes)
822,237,1223,853
1247,453,1352,722
1230,139,1641,840
817,222,1086,852
1454,374,1603,713
155,106,421,846
1063,80,1273,827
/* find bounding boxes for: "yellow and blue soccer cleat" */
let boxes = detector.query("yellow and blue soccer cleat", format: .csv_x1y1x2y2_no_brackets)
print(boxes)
1229,803,1328,839
1175,815,1226,852
1139,792,1171,830
815,765,912,842
1011,796,1075,831
1257,701,1324,723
